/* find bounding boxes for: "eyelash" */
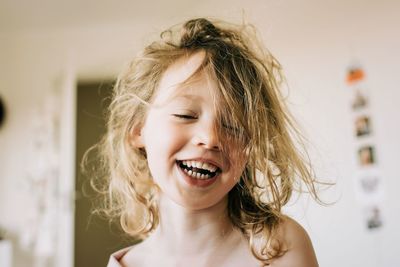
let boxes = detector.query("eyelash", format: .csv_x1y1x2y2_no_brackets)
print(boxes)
172,114,197,120
172,114,241,134
223,124,240,134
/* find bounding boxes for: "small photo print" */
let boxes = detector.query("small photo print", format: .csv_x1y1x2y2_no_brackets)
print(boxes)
355,116,371,137
358,146,375,166
360,175,380,194
352,89,368,110
346,67,366,84
354,170,385,205
365,205,383,230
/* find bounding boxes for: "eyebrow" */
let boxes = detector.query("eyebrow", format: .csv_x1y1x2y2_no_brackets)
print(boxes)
170,94,204,103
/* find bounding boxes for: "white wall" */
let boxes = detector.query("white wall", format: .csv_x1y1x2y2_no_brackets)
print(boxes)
0,0,399,266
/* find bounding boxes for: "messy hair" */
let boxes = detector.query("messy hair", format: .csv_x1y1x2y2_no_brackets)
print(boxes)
88,18,321,266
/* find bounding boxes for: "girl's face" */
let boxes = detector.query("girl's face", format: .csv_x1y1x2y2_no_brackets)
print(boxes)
132,51,247,210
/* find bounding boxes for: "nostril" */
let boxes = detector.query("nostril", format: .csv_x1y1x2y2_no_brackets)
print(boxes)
200,142,221,151
197,141,221,150
192,125,221,150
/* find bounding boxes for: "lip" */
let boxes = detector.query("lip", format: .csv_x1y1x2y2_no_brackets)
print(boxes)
176,161,220,188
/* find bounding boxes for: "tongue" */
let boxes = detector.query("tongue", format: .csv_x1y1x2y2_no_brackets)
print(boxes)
181,164,211,175
192,167,206,173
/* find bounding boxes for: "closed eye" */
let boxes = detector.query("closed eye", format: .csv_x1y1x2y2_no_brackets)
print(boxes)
172,114,197,120
223,123,240,134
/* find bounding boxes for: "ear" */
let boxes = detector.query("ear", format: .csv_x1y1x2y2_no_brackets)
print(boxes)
129,124,145,148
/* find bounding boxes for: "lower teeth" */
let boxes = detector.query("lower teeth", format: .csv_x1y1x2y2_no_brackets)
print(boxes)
178,161,217,180
185,169,211,179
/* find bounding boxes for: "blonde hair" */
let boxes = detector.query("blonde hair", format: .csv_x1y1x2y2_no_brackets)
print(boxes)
88,18,322,266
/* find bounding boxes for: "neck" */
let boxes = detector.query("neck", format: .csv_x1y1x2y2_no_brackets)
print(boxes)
149,194,239,256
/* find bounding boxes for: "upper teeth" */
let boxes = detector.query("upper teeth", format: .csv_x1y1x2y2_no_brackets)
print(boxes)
181,160,218,172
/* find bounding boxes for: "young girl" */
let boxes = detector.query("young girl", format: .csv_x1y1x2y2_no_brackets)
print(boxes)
96,18,320,267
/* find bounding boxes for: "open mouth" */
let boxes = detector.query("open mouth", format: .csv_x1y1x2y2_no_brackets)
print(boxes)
176,160,221,180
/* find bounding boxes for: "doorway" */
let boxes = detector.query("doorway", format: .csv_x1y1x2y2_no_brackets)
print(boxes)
74,81,132,267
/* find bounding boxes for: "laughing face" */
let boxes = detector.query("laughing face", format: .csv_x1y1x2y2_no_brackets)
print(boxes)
131,51,247,210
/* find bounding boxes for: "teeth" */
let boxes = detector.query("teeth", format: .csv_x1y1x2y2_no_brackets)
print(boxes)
182,167,212,180
203,163,217,172
181,160,219,172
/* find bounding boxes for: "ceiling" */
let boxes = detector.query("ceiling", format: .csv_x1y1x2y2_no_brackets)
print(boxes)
0,0,397,36
0,0,198,32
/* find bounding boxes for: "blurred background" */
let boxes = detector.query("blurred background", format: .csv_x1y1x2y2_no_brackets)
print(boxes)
0,0,399,266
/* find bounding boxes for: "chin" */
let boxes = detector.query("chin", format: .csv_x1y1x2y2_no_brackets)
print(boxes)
168,191,228,212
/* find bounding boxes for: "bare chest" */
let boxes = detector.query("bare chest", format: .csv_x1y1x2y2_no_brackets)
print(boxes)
121,240,261,267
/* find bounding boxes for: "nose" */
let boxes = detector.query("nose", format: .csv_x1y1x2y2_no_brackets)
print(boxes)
192,119,221,151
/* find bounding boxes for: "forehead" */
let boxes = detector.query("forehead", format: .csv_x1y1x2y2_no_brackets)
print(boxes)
161,51,206,87
153,51,219,104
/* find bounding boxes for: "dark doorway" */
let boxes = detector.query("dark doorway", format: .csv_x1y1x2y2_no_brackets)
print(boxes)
74,81,132,267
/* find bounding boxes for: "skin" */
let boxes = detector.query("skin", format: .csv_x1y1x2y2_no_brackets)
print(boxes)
122,51,319,267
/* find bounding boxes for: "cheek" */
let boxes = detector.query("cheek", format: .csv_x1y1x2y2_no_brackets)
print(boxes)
145,113,185,143
226,143,248,169
144,115,170,147
143,120,187,173
228,152,248,184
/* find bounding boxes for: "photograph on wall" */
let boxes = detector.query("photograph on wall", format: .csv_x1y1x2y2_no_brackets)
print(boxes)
355,115,371,137
364,205,383,230
353,169,385,205
360,175,380,194
346,66,366,85
351,89,368,110
358,145,376,166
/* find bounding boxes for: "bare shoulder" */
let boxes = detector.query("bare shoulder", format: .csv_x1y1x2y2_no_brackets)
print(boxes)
119,240,150,267
270,216,319,267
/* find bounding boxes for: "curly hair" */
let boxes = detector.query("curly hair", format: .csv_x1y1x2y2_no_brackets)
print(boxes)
87,18,321,266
